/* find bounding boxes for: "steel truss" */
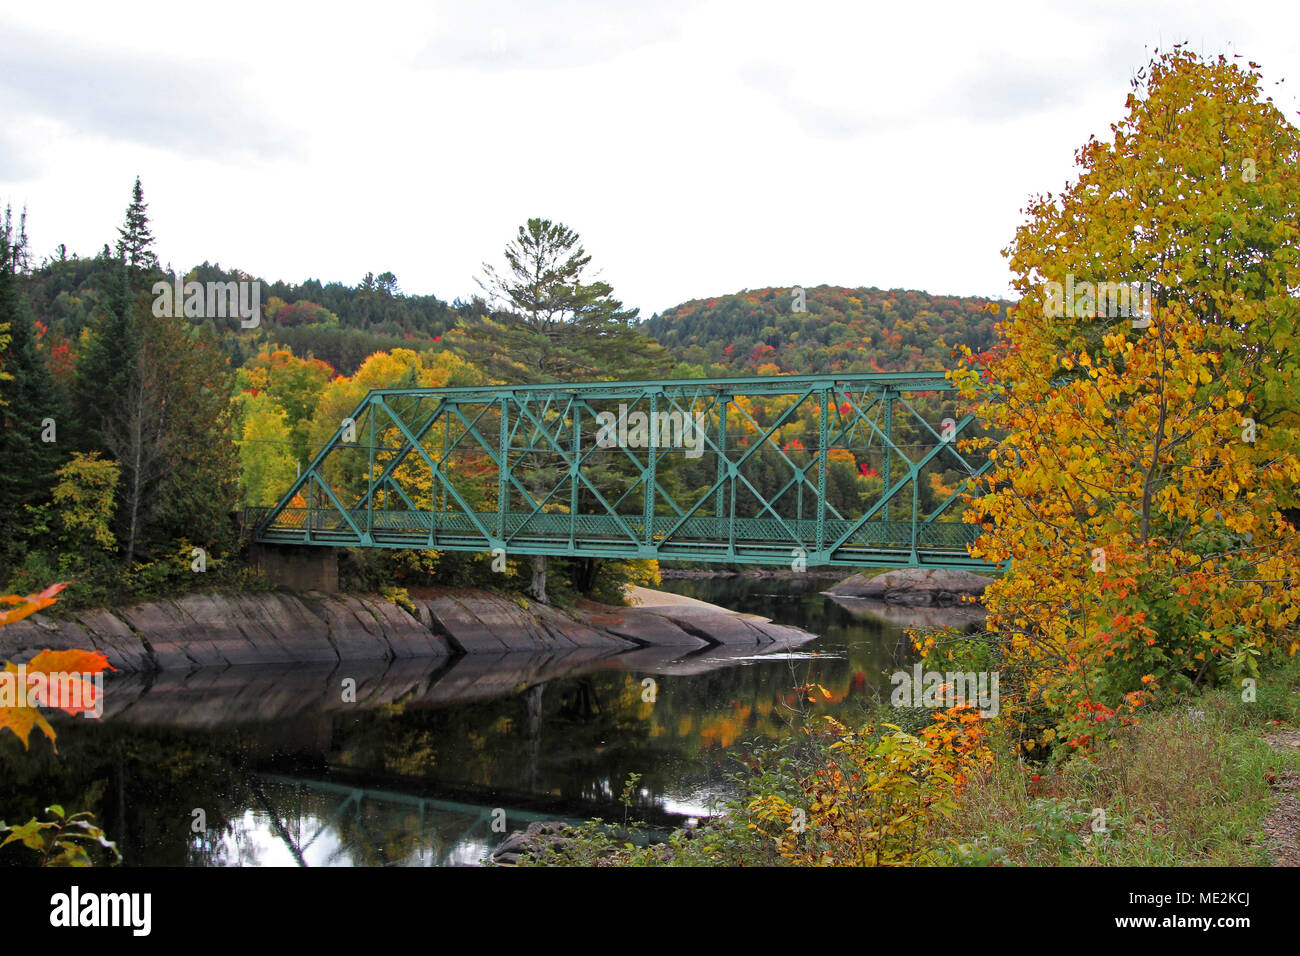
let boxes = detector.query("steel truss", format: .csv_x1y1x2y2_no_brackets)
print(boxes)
250,372,998,570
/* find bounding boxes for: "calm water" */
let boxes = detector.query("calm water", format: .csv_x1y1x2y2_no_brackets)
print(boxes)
1,577,981,866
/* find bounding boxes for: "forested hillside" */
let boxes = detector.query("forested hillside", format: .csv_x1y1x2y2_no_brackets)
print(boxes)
25,251,474,377
644,285,1004,377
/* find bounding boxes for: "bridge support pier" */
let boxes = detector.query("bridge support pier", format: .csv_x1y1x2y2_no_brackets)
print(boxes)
251,543,339,593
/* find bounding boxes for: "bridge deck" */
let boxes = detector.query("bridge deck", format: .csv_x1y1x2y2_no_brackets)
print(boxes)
251,508,987,569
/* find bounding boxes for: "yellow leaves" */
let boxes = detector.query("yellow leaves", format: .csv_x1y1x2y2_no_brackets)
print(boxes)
960,49,1300,759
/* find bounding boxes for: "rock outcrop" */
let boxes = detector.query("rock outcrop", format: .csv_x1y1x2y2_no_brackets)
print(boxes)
0,586,815,672
825,568,991,606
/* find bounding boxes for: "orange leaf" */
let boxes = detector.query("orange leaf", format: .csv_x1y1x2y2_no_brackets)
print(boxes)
25,648,114,677
0,583,68,626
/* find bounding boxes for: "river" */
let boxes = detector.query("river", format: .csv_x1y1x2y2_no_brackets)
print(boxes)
0,576,981,866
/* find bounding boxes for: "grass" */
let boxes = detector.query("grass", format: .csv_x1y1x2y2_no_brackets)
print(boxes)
930,658,1300,865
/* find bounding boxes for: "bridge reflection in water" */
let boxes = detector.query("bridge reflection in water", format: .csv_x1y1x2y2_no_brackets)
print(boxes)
240,772,655,867
33,581,984,866
101,639,820,866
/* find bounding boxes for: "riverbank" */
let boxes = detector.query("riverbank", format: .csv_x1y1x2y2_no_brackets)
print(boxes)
497,658,1300,867
0,586,817,672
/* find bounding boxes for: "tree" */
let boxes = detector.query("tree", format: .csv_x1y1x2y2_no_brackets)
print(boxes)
956,49,1300,748
0,206,64,557
457,218,668,384
454,218,669,602
99,295,239,564
101,307,172,565
73,198,151,453
116,177,158,272
236,394,297,507
238,349,335,465
49,453,120,554
146,315,240,557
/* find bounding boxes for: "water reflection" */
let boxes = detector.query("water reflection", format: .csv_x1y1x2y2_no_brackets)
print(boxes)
2,578,979,866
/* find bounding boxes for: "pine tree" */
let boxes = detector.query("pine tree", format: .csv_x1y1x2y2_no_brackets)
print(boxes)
99,296,240,563
0,206,64,558
102,303,172,565
74,179,162,453
457,218,668,384
72,248,136,454
151,319,239,553
116,177,158,271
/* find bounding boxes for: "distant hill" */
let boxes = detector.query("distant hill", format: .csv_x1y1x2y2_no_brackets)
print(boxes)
642,285,1008,376
22,256,476,375
26,255,1007,381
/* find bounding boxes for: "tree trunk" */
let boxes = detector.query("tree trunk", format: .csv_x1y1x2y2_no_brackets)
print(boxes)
529,553,548,604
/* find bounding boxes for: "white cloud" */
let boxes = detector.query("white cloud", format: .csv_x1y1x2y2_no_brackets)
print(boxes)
1,0,1296,316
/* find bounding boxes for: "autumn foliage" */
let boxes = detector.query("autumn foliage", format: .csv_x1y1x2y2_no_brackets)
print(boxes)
952,49,1300,749
747,707,991,865
0,584,115,749
0,586,120,865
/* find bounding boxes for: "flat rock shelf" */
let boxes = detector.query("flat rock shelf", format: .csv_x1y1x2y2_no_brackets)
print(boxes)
0,587,816,672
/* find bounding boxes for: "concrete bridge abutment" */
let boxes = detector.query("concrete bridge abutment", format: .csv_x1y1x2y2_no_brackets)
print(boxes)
250,543,339,592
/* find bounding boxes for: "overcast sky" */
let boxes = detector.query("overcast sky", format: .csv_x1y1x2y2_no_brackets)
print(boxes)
1,0,1297,317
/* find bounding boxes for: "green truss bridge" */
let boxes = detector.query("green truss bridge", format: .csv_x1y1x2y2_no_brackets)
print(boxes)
249,372,999,572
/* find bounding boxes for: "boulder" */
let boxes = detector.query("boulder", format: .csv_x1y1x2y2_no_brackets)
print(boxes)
826,568,990,606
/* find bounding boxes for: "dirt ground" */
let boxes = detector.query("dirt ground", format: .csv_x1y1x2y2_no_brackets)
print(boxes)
1263,729,1300,866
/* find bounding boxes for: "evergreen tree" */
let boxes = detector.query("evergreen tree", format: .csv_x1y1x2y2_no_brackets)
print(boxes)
102,299,172,565
74,179,162,452
102,296,240,563
116,177,159,271
152,319,240,553
457,218,668,384
72,247,136,453
0,206,64,559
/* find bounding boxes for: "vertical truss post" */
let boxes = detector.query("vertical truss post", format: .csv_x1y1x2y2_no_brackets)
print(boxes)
497,397,509,541
366,400,374,540
644,392,657,547
441,411,449,516
715,396,728,532
911,464,920,565
796,393,805,529
570,403,580,549
881,388,893,526
817,387,828,555
425,402,436,549
728,463,737,559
